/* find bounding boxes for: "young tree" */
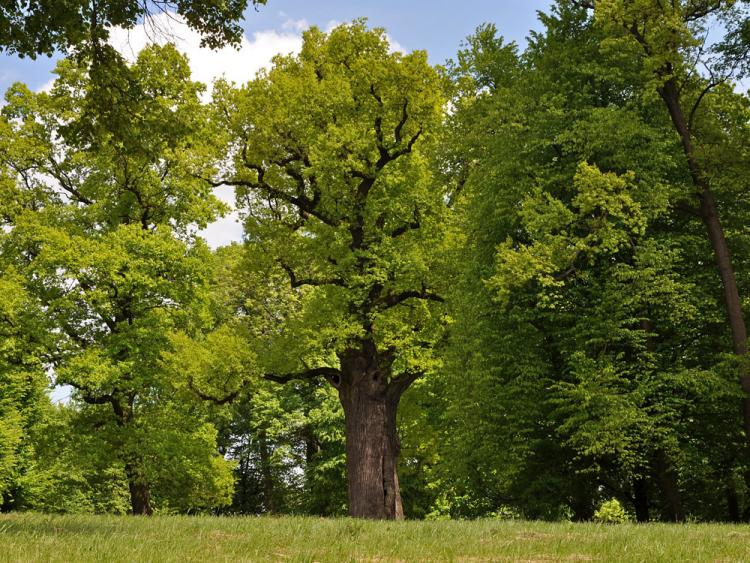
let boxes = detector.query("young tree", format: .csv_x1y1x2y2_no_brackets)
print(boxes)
209,22,449,519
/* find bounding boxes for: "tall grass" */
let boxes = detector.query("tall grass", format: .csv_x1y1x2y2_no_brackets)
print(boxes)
1,513,749,562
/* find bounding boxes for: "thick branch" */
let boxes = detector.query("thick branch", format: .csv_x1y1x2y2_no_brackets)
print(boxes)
390,207,421,238
187,375,241,405
378,284,444,310
264,366,342,386
279,262,345,288
387,369,423,398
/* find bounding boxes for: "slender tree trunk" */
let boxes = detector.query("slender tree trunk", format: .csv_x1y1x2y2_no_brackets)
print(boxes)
633,476,650,523
659,80,750,448
337,347,405,520
569,477,595,521
726,477,740,522
125,462,153,516
258,429,278,514
655,449,684,523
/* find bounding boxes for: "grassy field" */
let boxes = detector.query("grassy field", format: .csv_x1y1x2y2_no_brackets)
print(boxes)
1,513,750,562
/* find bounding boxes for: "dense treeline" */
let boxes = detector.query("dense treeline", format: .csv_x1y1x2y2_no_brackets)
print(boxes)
1,1,750,521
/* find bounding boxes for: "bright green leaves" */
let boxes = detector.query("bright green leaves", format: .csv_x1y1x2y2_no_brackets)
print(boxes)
490,162,645,305
1,44,224,234
166,325,259,403
212,21,449,381
0,270,49,504
0,43,230,513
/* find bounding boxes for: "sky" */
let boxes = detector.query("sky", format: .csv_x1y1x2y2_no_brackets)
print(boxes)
1,1,554,92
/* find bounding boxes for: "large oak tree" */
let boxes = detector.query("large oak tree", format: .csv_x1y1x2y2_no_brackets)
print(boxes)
209,22,449,519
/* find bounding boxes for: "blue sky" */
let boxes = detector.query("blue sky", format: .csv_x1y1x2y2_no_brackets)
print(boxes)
0,1,554,94
243,0,554,62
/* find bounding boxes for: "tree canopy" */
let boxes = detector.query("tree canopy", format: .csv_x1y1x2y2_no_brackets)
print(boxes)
2,3,750,522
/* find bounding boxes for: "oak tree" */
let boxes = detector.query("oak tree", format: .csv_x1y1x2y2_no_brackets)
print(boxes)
210,22,449,519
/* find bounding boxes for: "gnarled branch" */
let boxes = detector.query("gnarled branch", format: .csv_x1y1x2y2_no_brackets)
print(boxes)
264,366,342,386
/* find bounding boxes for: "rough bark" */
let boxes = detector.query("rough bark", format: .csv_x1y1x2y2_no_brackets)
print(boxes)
337,345,406,520
659,80,750,449
125,462,153,516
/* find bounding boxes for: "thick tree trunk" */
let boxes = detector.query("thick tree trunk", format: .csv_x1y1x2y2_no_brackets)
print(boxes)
125,462,153,516
659,80,750,449
337,350,405,520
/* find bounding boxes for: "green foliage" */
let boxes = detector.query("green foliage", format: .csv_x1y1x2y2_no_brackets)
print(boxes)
0,43,233,514
593,499,631,524
0,0,267,58
209,21,449,379
2,4,750,523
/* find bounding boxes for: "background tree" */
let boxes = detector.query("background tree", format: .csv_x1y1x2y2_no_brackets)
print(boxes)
0,43,234,515
433,2,750,522
570,0,750,451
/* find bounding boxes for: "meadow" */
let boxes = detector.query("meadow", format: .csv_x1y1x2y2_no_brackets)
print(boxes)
1,513,750,562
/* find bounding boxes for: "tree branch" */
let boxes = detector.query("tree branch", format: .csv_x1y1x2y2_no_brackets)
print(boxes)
378,284,444,310
187,375,242,405
264,366,342,386
390,207,421,238
279,261,345,288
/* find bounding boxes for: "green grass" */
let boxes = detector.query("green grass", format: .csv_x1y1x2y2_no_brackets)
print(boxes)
1,514,750,562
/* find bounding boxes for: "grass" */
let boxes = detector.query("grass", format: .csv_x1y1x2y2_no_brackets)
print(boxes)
1,513,750,562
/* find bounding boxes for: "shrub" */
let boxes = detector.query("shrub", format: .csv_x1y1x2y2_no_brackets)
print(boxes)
593,499,630,524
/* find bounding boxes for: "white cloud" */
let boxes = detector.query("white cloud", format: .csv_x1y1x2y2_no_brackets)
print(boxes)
37,78,55,93
386,34,406,54
282,18,309,33
108,12,304,91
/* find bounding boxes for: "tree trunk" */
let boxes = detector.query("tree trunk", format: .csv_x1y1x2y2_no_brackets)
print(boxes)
632,476,650,523
659,80,750,449
258,429,278,514
569,477,595,521
726,478,740,522
337,351,405,520
655,449,684,523
125,462,153,516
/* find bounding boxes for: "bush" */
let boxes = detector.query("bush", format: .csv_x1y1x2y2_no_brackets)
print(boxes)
593,499,630,523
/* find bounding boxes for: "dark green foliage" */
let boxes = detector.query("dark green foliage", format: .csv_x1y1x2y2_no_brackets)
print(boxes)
0,0,267,58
